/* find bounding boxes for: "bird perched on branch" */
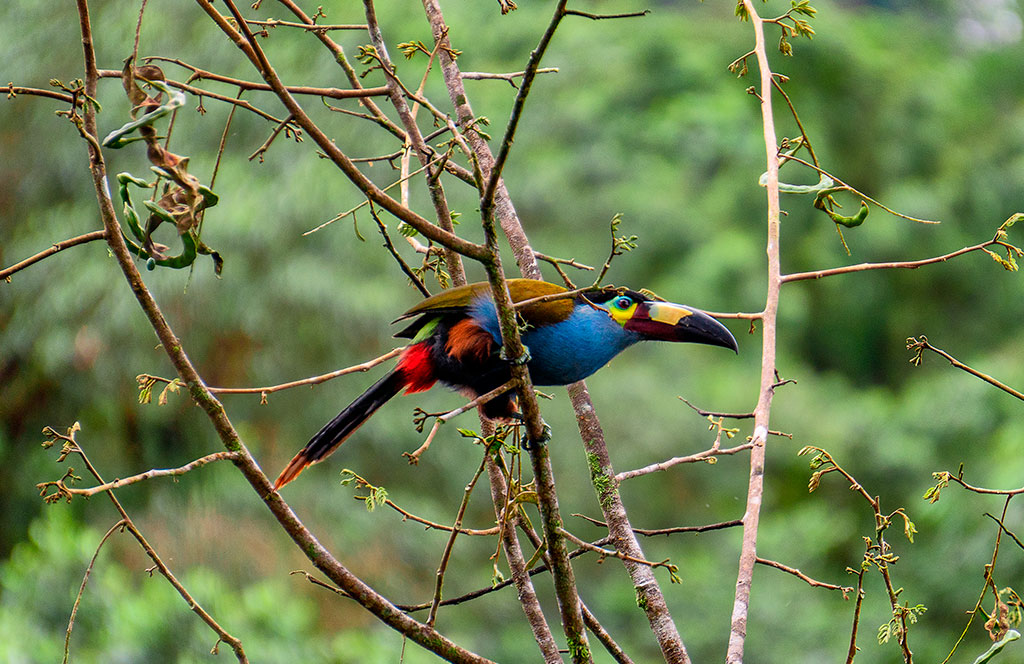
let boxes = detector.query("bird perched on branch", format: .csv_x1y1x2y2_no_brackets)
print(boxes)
273,279,737,489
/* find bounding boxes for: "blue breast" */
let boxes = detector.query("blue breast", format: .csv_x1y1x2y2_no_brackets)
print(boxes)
468,297,641,386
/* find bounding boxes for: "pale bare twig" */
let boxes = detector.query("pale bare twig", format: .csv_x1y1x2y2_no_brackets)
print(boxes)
572,514,744,537
136,59,388,99
244,18,366,31
616,443,754,482
782,234,1015,283
728,4,782,662
557,528,680,582
461,68,559,88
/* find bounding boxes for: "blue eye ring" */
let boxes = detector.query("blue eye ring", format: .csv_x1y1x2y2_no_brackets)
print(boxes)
614,296,633,309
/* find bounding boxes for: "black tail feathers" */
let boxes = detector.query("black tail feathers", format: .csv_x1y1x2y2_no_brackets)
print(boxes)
274,370,407,489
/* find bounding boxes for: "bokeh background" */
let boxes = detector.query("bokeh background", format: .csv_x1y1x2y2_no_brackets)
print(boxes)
2,0,1023,661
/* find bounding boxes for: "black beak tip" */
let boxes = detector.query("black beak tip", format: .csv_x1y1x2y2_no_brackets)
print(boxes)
716,326,739,354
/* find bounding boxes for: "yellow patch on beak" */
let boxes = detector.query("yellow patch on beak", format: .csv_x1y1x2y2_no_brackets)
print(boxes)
647,303,694,325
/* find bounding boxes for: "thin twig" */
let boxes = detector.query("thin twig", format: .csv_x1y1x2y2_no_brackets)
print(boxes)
394,538,598,613
303,154,451,236
755,557,853,596
244,18,367,31
678,396,755,419
558,528,680,581
571,514,744,537
616,443,754,482
941,472,1024,496
907,336,1024,402
1,230,107,282
64,520,126,664
940,497,1012,664
564,9,650,20
461,68,559,88
533,251,594,272
138,347,405,401
2,84,76,104
352,494,498,536
404,380,518,463
427,448,493,626
782,236,1008,283
984,512,1024,552
372,209,432,297
137,59,388,99
579,603,636,664
846,549,867,664
40,452,240,499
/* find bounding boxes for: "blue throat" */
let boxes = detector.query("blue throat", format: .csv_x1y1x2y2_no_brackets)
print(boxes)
468,297,641,386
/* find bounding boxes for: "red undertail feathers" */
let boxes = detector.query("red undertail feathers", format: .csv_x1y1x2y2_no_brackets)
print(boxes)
397,342,436,394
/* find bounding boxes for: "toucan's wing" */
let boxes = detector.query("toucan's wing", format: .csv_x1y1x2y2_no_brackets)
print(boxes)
393,280,575,339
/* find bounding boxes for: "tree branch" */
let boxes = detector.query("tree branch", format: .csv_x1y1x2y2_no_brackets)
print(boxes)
195,0,489,261
907,336,1024,402
728,3,782,662
1,230,107,282
38,451,240,499
755,557,853,597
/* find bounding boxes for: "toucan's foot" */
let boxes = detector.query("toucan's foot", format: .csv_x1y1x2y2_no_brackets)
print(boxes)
525,421,552,450
500,344,532,366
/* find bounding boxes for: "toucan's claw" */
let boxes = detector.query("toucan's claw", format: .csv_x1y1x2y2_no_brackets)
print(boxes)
525,421,552,450
500,344,532,366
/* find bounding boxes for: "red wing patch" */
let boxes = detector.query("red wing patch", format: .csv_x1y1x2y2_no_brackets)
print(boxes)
398,343,437,394
445,318,495,365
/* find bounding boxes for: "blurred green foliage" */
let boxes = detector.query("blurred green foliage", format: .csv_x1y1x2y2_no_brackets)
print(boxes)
1,0,1023,662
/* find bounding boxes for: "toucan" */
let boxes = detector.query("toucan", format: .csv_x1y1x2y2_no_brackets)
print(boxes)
273,279,737,489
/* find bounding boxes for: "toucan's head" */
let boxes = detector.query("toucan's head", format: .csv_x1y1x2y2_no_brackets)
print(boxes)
586,288,738,353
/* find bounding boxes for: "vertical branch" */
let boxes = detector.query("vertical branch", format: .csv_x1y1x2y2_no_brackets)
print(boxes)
479,230,594,664
481,426,563,663
569,382,691,663
361,0,466,286
420,0,541,279
424,1,687,659
727,3,782,662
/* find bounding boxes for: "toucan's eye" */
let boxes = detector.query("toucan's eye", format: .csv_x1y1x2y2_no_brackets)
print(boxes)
614,296,633,309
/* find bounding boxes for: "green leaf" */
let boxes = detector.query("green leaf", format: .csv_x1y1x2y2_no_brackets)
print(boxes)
973,630,1021,664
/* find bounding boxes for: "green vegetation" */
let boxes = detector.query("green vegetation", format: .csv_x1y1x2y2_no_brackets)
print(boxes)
2,0,1023,662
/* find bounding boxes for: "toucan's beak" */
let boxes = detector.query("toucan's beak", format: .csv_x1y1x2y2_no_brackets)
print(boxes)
624,302,738,353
